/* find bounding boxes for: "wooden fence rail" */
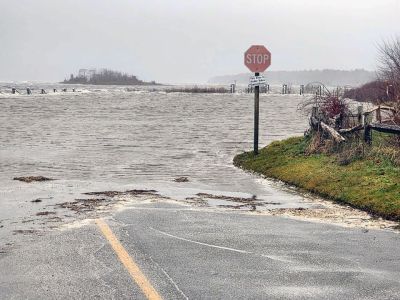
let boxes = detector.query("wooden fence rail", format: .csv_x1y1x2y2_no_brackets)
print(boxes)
310,105,400,144
365,123,400,144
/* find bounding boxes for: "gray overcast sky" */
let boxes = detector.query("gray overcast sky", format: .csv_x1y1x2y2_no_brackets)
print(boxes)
0,0,399,83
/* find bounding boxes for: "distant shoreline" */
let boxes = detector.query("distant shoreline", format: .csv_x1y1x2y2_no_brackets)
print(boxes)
209,69,375,86
60,81,162,86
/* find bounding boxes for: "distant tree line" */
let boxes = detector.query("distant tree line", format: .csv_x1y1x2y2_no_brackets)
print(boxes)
344,37,400,105
63,69,157,85
343,80,390,103
377,37,400,102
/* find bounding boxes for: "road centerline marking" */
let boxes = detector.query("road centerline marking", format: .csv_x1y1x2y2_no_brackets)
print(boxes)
95,219,162,300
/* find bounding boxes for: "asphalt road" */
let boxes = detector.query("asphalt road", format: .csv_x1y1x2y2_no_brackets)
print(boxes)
1,201,400,299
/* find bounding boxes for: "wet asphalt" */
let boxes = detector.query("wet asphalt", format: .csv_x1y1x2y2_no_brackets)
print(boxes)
0,201,400,299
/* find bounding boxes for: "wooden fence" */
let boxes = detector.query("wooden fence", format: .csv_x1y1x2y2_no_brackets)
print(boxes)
310,105,400,144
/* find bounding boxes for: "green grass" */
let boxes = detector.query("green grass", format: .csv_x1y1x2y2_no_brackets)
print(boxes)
233,136,400,221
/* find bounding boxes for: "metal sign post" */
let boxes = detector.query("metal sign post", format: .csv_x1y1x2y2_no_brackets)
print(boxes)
244,45,272,155
254,72,260,155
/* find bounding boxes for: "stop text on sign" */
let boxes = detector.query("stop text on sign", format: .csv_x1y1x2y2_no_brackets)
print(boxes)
245,54,270,65
244,45,271,73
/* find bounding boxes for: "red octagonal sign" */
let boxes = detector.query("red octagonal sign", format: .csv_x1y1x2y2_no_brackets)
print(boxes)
244,45,271,73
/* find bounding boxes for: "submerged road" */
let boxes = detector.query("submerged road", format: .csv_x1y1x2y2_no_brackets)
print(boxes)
1,200,399,299
1,86,398,299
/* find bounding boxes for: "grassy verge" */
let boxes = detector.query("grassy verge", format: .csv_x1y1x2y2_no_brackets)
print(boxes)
233,136,400,221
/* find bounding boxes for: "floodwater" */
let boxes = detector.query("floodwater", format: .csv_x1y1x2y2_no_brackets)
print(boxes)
0,84,312,243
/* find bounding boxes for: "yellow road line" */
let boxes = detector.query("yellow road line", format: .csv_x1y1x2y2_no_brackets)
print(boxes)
95,219,162,300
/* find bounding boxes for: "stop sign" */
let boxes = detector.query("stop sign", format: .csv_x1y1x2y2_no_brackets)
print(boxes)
244,45,271,73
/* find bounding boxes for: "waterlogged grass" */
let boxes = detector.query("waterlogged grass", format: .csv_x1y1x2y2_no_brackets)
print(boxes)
233,137,400,221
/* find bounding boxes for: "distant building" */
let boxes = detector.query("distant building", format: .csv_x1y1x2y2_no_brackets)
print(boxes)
78,69,88,78
78,68,97,80
87,69,96,79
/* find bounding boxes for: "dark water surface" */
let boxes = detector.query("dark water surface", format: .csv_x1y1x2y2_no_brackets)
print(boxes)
0,85,311,242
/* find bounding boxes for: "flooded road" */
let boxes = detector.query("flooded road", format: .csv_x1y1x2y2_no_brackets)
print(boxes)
1,85,399,299
0,85,313,243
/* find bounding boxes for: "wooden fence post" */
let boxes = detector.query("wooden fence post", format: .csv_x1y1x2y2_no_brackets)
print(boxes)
311,106,318,118
376,105,382,123
357,106,363,125
364,112,372,144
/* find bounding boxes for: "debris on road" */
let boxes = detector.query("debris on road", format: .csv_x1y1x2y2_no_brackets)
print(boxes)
83,189,159,197
257,199,400,230
174,177,189,182
185,197,208,207
36,211,56,216
58,198,108,214
12,229,38,235
183,193,281,211
13,176,53,183
21,219,34,223
57,189,166,215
